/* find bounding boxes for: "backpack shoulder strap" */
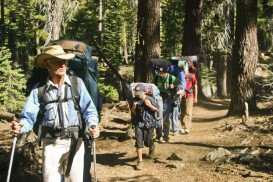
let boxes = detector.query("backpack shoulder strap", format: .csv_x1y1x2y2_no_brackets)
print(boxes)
189,73,193,82
37,84,46,104
69,75,80,108
36,83,46,146
154,75,158,86
168,74,173,85
68,75,83,130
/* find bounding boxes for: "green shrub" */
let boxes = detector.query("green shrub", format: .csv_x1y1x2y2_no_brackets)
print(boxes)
98,82,119,102
0,47,26,113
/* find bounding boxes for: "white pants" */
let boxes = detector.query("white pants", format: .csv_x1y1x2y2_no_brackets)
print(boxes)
42,137,85,182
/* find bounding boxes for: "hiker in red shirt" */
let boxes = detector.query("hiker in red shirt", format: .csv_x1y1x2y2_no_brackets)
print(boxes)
180,66,198,134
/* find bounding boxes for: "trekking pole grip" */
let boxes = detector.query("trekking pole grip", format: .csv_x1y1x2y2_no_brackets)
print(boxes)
91,125,96,139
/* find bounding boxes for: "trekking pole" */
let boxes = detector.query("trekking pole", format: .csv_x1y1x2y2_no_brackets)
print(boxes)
7,117,18,182
6,133,17,182
91,125,97,182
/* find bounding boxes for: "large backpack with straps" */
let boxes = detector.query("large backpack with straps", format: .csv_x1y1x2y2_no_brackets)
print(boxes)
26,40,101,138
129,82,163,128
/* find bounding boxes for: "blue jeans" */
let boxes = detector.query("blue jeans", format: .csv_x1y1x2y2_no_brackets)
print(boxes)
162,98,173,140
171,106,180,133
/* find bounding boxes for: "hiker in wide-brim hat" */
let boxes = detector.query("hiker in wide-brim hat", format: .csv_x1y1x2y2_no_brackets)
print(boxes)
11,44,100,182
36,45,75,68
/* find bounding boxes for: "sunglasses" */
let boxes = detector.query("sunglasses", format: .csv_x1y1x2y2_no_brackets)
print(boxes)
47,59,68,66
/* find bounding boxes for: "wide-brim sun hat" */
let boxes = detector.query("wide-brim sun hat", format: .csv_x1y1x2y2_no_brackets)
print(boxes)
36,45,75,68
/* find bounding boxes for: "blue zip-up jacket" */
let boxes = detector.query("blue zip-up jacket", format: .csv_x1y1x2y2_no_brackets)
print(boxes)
20,75,99,133
168,64,186,90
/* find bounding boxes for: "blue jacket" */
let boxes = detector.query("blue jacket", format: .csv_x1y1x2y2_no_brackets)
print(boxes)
20,74,99,133
168,65,186,90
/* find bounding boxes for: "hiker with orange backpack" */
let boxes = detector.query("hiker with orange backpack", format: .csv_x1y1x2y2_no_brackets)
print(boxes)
11,45,99,182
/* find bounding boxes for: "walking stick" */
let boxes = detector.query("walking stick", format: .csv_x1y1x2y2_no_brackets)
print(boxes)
91,125,97,182
6,134,17,182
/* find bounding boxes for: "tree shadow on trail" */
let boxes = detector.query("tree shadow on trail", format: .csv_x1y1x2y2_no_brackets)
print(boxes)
196,99,230,111
96,152,136,168
99,131,127,142
108,174,160,182
171,141,273,151
112,117,131,125
193,116,227,123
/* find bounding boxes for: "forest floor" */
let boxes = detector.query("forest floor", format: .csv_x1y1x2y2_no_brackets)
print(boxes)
1,98,273,182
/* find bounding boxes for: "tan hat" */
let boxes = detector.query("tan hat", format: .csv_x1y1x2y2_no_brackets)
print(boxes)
36,45,75,68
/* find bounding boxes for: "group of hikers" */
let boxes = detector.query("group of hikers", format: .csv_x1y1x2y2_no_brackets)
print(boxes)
130,57,198,170
9,43,198,181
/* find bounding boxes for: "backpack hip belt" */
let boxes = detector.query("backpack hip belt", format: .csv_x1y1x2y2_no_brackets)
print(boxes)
160,92,172,100
186,88,194,94
42,126,81,139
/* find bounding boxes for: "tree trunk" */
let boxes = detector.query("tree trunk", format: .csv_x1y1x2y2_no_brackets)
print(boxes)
228,0,258,116
36,22,41,55
182,0,204,98
7,11,19,66
0,110,15,121
18,6,29,73
0,0,5,46
215,52,227,98
135,0,160,82
51,0,63,41
182,0,202,55
121,24,129,64
227,0,235,95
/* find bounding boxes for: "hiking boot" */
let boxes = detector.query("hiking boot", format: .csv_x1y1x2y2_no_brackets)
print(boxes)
180,129,186,135
135,161,143,170
163,137,170,143
148,146,155,159
155,137,161,142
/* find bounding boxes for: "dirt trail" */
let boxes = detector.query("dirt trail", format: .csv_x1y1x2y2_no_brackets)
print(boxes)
1,99,273,182
95,99,256,182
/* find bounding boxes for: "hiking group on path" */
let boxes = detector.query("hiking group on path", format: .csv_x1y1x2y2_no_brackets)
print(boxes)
130,56,198,170
9,43,198,181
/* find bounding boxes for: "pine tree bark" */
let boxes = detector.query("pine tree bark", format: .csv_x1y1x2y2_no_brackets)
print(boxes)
7,11,19,66
182,0,204,97
216,52,227,98
182,0,202,55
135,0,160,82
228,0,258,116
0,0,5,46
51,0,63,41
227,1,235,95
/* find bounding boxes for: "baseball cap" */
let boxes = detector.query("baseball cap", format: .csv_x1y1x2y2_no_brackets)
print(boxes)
134,84,146,96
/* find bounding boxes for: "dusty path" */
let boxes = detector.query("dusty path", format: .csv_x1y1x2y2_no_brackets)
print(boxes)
1,99,272,181
95,100,255,182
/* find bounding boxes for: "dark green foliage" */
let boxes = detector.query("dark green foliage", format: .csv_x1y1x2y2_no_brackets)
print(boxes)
3,0,43,71
0,47,26,112
161,0,185,58
65,0,137,101
258,0,273,52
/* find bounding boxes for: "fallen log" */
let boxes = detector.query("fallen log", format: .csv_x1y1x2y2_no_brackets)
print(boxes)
0,111,15,122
